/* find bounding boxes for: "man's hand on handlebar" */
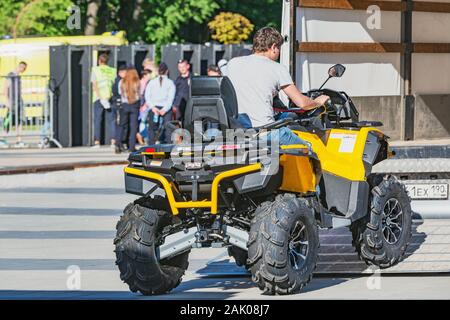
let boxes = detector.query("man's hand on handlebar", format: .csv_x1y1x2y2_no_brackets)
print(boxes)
282,84,330,111
313,95,330,108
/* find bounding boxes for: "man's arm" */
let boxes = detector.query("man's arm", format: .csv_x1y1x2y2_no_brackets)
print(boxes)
161,81,176,115
92,81,101,100
91,69,102,100
172,79,182,110
282,84,329,110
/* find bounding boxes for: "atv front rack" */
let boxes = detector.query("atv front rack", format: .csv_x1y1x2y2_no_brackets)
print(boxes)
124,163,262,215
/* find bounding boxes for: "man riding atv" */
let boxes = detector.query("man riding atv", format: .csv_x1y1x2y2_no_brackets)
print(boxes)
114,29,412,296
228,27,330,145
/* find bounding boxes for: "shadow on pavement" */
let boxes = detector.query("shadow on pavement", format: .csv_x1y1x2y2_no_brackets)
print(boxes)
191,259,349,297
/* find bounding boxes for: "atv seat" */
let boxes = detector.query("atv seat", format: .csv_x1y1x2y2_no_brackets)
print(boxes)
184,76,242,135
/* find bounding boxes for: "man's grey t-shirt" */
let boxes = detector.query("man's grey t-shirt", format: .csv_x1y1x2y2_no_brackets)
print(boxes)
227,54,293,127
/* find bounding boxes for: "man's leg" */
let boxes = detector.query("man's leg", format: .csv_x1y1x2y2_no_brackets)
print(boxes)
93,100,103,145
107,105,117,145
237,113,252,129
177,101,186,122
268,127,312,151
118,105,129,146
161,111,174,144
147,112,157,145
128,106,139,151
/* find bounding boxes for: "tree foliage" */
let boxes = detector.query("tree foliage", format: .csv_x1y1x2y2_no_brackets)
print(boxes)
143,0,219,46
16,0,74,36
208,12,254,44
0,0,79,38
218,0,282,31
0,0,282,45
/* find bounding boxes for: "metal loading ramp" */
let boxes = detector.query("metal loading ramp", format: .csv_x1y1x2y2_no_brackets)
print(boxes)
197,220,450,276
316,219,450,274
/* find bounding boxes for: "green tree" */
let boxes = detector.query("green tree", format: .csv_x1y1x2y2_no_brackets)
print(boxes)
143,0,219,46
0,0,25,37
0,0,282,45
219,0,282,31
177,0,282,44
0,0,78,38
16,0,74,36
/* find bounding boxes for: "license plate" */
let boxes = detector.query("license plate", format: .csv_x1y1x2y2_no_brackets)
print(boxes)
404,183,448,200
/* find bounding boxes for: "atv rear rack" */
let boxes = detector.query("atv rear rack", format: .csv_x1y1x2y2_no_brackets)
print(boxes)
124,163,262,214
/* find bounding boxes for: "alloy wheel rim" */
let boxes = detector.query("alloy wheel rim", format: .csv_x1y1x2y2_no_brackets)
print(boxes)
381,198,404,244
289,220,309,270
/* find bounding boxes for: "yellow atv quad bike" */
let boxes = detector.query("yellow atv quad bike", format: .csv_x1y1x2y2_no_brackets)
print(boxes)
114,64,412,295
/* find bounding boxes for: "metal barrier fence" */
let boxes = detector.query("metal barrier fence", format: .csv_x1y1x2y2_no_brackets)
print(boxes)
0,75,61,148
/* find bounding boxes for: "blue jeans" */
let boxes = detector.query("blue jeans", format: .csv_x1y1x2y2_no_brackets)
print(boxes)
147,108,173,145
237,113,252,129
93,100,115,142
237,113,310,147
110,103,119,142
118,102,139,151
266,127,312,154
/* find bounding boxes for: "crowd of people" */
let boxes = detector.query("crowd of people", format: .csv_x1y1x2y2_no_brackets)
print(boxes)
2,27,327,151
91,53,227,154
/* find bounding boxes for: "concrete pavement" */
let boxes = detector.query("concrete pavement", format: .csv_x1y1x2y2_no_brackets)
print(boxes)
0,146,127,175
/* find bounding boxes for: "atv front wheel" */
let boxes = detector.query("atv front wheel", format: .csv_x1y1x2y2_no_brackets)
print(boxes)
351,175,412,268
114,203,189,295
247,194,319,295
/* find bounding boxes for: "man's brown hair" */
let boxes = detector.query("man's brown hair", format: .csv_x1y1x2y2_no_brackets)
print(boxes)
98,53,109,64
252,27,284,53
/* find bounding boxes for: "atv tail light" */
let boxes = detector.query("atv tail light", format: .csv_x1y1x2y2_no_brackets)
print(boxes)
144,147,156,153
218,144,238,151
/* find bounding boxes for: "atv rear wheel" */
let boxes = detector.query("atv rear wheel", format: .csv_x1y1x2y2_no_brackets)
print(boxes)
351,175,412,268
247,194,319,295
114,202,189,295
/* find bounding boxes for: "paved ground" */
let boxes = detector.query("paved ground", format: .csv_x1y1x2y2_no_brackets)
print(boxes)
1,165,450,300
0,146,127,172
0,137,449,173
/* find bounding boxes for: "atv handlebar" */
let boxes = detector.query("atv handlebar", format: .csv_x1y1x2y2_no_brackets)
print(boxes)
258,117,297,130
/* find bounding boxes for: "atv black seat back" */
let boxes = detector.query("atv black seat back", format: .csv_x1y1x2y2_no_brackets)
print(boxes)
184,76,241,134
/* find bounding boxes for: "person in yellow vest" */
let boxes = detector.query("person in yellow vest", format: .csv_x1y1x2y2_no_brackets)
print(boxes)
91,53,117,147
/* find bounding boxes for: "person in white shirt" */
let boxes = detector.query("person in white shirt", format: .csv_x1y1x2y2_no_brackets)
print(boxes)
227,27,329,145
144,63,176,144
